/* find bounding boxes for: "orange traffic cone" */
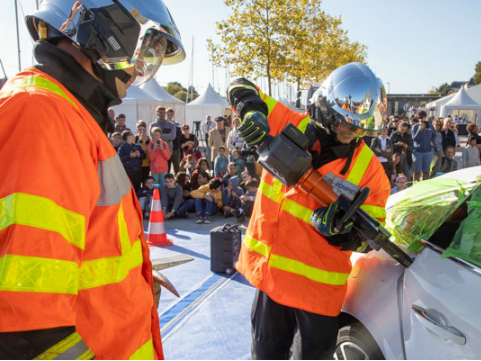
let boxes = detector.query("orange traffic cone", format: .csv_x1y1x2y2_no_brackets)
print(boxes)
147,187,173,247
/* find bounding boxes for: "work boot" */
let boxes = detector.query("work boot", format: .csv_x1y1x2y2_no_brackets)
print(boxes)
196,212,203,224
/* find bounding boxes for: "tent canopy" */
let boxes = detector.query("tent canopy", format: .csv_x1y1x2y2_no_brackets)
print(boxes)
440,86,481,122
185,84,232,130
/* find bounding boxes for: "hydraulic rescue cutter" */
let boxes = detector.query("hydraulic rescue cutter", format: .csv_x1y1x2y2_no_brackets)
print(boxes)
256,123,413,268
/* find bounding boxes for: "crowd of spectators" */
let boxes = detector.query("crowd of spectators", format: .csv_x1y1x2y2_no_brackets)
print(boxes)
369,110,481,195
108,107,261,224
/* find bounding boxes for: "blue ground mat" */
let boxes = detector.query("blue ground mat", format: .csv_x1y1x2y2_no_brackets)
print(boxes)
149,228,256,360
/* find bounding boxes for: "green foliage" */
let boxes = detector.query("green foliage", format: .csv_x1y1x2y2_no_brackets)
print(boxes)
207,0,366,94
436,83,452,96
474,61,481,85
164,82,199,102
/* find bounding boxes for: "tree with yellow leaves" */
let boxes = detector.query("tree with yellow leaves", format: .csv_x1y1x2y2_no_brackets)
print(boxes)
207,0,367,95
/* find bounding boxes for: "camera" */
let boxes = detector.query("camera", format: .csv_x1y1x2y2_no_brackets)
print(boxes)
193,121,201,131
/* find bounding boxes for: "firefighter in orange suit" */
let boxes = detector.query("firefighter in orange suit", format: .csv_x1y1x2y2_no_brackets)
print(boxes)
0,1,185,359
227,63,390,359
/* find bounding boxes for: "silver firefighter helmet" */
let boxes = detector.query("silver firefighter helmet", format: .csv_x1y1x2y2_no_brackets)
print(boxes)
26,0,185,85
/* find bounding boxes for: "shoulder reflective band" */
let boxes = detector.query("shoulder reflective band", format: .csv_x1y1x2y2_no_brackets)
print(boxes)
129,338,154,360
243,234,349,286
0,254,78,294
0,75,79,110
297,116,311,134
0,193,86,250
96,155,132,207
258,179,284,203
34,331,94,360
345,145,374,185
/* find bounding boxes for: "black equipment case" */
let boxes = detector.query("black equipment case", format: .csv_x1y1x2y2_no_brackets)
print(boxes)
210,223,241,274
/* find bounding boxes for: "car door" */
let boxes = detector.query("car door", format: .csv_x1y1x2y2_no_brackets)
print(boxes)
402,243,481,359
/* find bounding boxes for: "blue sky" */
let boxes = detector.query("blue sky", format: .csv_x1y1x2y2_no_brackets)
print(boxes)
1,0,480,98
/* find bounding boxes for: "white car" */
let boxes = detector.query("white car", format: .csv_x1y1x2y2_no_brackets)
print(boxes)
335,166,481,360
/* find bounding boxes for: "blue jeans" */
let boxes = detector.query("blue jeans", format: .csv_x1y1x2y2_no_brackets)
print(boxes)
164,199,195,216
194,198,218,215
152,172,166,188
413,150,433,172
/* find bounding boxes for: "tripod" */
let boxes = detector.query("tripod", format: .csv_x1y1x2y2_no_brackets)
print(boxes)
193,121,205,158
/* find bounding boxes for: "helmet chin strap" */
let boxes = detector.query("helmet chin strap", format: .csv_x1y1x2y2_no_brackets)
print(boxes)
91,60,132,99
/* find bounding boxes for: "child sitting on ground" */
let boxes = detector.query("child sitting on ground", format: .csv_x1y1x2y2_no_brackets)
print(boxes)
191,178,223,224
161,173,193,219
222,180,244,218
236,179,259,222
136,176,155,218
231,149,246,175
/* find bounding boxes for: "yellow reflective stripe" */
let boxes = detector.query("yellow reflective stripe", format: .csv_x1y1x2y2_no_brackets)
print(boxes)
79,240,143,290
0,239,143,293
269,254,349,286
34,332,92,360
346,145,374,185
1,76,79,110
243,234,271,257
264,95,278,115
0,193,86,250
244,235,348,286
0,254,78,294
360,204,386,220
258,179,284,203
280,198,313,224
118,202,133,254
297,116,311,134
129,338,154,360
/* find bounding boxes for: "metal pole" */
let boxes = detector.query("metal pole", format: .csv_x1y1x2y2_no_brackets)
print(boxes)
14,0,22,71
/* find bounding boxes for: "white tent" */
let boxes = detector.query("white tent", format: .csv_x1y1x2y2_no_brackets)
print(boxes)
111,79,185,131
425,94,455,118
140,78,185,124
185,84,232,131
440,86,481,123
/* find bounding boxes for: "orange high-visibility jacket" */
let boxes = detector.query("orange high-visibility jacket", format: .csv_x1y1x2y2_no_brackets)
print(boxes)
0,69,163,359
236,89,391,316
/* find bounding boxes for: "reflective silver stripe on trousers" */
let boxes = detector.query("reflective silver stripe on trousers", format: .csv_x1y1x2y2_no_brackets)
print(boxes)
96,155,132,206
53,339,91,360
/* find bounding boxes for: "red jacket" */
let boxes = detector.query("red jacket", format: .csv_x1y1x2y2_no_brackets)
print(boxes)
148,141,171,174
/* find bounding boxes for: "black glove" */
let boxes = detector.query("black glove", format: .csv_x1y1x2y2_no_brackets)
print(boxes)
310,202,353,237
238,110,270,146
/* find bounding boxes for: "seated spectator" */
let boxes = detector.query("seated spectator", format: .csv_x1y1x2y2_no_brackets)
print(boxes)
431,145,458,177
386,153,403,187
161,173,193,219
136,176,155,218
222,162,240,188
197,171,211,189
191,157,210,190
191,178,223,224
182,154,196,176
462,136,481,168
231,149,246,175
148,127,170,188
214,146,229,178
110,132,122,152
118,130,146,192
390,175,408,195
370,127,393,173
176,171,193,203
235,179,259,222
239,171,253,192
135,120,151,185
222,180,244,218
